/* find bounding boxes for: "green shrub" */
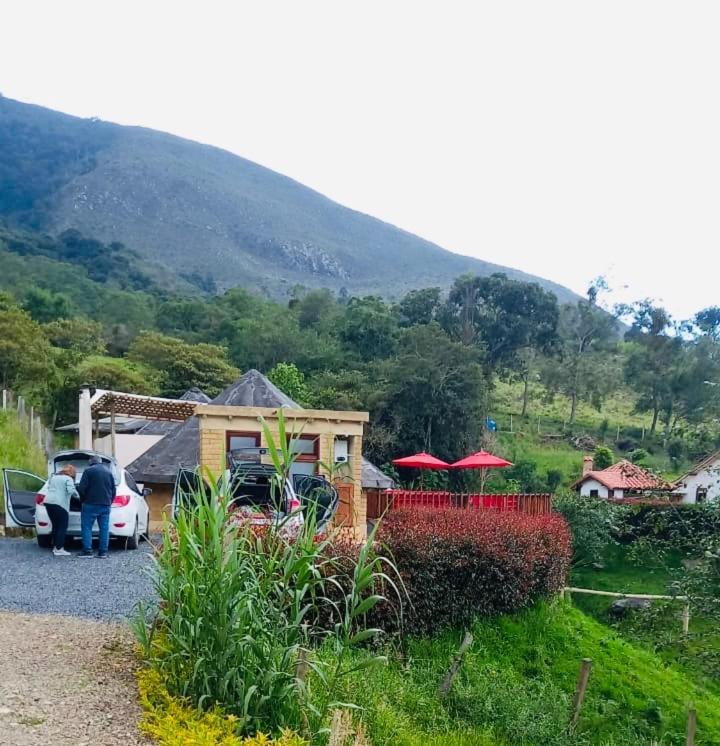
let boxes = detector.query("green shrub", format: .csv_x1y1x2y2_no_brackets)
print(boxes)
553,493,621,567
615,503,720,553
592,445,614,470
629,447,649,465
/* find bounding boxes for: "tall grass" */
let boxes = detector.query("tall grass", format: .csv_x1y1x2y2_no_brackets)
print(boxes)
135,413,397,740
0,410,46,509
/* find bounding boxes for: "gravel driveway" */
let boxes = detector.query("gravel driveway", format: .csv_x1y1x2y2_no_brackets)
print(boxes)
0,611,151,745
0,537,157,620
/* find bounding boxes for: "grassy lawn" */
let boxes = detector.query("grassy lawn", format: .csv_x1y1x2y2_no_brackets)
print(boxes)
328,602,720,745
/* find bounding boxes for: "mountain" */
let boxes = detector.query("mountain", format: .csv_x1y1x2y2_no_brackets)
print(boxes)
0,95,578,301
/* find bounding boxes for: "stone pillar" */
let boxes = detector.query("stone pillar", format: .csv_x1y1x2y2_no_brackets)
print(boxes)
78,385,93,450
198,425,226,478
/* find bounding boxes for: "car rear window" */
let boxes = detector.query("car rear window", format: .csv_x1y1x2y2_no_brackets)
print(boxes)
53,454,119,485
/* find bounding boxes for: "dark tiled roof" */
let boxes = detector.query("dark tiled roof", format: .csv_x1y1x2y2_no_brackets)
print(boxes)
128,370,385,488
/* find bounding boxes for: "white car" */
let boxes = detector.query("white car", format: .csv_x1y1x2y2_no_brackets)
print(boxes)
2,450,151,550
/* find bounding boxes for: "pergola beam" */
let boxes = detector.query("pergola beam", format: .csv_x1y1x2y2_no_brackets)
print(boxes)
91,392,197,423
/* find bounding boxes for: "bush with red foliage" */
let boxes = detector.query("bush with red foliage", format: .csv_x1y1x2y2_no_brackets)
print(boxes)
375,508,572,636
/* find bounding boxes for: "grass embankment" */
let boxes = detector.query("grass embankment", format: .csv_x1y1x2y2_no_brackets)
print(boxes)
329,602,720,745
0,410,46,510
572,544,720,696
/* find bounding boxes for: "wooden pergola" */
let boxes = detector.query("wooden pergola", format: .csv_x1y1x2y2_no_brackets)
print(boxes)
90,392,198,457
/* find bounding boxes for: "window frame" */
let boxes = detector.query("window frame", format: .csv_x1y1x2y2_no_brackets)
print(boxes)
226,431,261,453
287,434,320,463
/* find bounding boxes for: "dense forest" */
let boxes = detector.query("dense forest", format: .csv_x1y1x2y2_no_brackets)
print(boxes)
1,224,719,491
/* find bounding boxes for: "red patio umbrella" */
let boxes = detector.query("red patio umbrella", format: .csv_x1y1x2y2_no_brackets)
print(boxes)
392,452,450,469
392,452,450,488
451,450,513,493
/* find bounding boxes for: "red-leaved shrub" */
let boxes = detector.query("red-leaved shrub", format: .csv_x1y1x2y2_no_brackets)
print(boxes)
375,508,572,636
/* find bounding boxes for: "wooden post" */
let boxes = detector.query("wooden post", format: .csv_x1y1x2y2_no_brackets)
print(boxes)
682,603,690,635
510,414,513,433
296,647,309,683
570,658,592,729
616,424,620,442
438,631,473,697
110,404,116,458
537,417,541,434
686,706,697,746
2,389,6,411
29,407,34,438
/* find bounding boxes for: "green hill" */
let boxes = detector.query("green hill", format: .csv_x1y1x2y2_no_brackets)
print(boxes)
0,95,579,301
331,602,720,745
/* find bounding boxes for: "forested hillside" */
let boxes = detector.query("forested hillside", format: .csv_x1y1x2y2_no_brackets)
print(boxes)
0,95,578,300
2,221,719,489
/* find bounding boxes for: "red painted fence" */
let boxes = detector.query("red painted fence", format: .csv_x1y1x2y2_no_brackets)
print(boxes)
366,489,553,519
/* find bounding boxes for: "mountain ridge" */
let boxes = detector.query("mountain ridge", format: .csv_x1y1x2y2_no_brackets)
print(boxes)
0,95,579,302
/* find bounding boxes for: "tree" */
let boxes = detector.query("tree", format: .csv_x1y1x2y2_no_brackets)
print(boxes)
544,290,617,424
0,300,53,391
44,318,106,360
367,323,487,464
267,362,312,406
23,286,74,323
444,273,559,376
397,288,442,327
621,301,683,434
340,296,398,360
127,332,239,398
43,318,108,424
294,289,337,330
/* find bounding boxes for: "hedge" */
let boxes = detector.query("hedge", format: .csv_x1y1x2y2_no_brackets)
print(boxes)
614,503,720,551
319,509,571,640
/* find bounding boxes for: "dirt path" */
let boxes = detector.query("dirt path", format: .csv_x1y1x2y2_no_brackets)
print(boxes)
0,611,150,745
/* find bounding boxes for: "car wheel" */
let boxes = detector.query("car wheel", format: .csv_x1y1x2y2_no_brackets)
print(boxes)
125,518,139,550
37,534,52,549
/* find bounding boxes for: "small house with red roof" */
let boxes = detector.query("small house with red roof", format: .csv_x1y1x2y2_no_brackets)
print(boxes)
572,456,671,499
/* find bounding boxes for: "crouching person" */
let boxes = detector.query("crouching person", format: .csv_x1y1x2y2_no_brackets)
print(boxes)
77,456,115,558
44,465,78,557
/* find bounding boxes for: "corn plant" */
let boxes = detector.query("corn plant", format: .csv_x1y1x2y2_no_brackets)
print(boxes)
134,411,399,739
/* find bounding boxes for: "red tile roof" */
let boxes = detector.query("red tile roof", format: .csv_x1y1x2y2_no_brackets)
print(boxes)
575,460,671,491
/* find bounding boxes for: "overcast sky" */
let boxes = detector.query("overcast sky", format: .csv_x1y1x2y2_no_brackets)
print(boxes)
2,1,718,318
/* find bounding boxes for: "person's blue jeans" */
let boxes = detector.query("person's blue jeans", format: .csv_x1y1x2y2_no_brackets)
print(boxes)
81,503,111,554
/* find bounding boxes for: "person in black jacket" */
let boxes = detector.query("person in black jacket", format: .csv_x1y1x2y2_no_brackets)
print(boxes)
77,455,115,558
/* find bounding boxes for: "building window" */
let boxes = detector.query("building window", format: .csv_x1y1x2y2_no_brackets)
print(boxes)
608,489,615,498
589,489,599,497
227,431,261,458
696,486,708,504
288,434,319,478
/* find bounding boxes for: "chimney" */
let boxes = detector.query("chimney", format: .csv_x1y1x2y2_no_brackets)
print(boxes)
582,456,594,476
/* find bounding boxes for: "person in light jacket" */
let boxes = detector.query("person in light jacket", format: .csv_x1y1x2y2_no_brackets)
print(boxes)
43,465,78,557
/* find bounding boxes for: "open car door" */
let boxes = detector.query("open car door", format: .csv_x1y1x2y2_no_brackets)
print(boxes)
292,475,338,532
2,469,45,529
172,468,209,518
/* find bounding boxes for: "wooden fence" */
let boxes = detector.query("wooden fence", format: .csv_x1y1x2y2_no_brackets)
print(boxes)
366,489,553,519
1,389,54,456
